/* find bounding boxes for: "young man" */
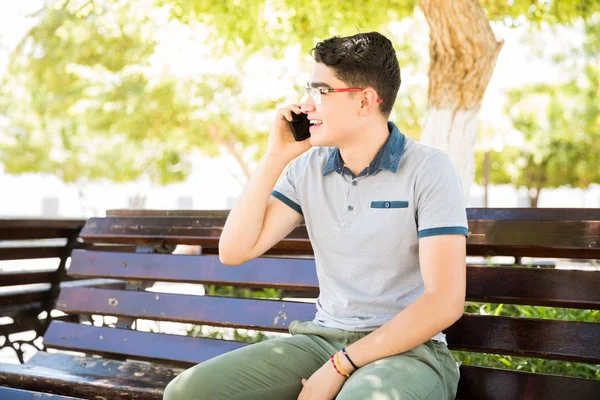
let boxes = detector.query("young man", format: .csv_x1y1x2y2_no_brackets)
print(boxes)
164,31,468,400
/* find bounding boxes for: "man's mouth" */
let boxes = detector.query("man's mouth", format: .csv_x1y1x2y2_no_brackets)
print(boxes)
310,120,323,126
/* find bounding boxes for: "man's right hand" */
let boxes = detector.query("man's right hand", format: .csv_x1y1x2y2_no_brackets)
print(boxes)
266,104,313,163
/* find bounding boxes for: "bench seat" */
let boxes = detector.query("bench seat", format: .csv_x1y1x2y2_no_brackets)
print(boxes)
0,209,598,399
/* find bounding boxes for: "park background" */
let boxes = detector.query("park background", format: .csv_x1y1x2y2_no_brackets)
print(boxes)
0,0,598,382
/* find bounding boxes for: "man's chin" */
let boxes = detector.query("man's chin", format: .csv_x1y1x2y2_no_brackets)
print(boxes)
309,134,329,147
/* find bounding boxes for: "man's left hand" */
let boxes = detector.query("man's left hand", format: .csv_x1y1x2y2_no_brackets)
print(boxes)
297,358,347,400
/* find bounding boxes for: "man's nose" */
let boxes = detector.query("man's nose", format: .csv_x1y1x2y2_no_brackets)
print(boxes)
300,98,316,113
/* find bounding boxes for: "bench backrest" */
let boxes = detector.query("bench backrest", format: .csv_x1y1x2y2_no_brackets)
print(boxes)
0,219,86,363
45,209,600,400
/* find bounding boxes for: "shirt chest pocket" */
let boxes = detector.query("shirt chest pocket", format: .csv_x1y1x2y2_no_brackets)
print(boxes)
370,201,409,209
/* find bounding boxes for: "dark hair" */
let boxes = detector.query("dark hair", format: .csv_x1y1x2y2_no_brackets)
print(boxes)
311,32,401,116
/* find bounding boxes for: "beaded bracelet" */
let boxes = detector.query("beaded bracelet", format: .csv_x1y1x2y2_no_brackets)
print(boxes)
335,352,351,377
330,354,349,378
342,347,359,370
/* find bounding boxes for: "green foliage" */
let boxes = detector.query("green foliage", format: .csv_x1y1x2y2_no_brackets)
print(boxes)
187,324,270,344
2,0,598,187
455,301,600,379
452,350,600,379
159,0,598,55
463,301,599,323
475,17,600,202
185,284,282,344
0,0,279,184
156,0,418,55
481,0,600,25
0,0,430,185
205,284,282,300
0,0,194,184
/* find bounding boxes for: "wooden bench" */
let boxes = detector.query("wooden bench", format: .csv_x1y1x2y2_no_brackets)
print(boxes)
0,219,128,365
0,208,598,399
0,219,87,364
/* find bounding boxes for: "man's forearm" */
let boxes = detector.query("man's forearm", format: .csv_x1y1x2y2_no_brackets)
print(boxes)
342,291,464,371
219,153,290,264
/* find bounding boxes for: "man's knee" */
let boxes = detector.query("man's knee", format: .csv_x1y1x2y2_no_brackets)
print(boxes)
163,370,193,400
163,364,215,400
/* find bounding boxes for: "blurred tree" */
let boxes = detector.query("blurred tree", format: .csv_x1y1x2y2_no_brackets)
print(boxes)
474,18,600,207
0,0,193,186
159,0,599,199
0,0,279,188
1,0,598,196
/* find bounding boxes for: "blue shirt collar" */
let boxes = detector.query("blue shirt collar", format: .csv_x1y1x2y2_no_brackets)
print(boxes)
323,121,406,176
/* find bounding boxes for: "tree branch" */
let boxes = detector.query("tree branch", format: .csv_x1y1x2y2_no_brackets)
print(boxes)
207,125,252,182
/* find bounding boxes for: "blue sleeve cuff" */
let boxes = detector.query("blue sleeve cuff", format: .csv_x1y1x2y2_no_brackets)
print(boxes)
418,226,469,238
272,190,303,216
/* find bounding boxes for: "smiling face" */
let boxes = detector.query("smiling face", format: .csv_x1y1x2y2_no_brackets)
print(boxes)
301,62,365,148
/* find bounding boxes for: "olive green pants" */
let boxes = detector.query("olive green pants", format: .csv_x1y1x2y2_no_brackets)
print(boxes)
163,320,459,400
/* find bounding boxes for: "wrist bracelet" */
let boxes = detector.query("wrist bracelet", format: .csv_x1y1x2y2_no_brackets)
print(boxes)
342,347,359,370
335,352,351,377
330,354,349,378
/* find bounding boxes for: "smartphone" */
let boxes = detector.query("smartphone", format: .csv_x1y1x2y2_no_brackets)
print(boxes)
288,112,311,141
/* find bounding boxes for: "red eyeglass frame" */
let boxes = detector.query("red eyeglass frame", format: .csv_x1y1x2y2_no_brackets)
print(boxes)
307,87,384,104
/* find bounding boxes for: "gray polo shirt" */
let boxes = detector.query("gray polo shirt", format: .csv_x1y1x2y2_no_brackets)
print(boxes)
272,121,468,343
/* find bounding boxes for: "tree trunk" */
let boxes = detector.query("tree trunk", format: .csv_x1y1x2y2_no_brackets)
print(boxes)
528,187,541,208
419,0,503,204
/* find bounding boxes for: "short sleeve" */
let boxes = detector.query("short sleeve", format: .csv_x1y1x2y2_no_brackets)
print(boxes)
415,151,469,238
272,158,304,216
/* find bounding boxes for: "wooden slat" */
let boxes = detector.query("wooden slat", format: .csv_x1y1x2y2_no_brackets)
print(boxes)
0,220,86,230
0,387,84,400
467,208,600,221
106,208,600,221
1,313,78,335
74,242,139,253
68,250,319,292
27,351,182,387
43,321,247,366
0,280,123,309
0,219,85,241
55,288,599,363
456,365,600,400
59,278,126,290
0,301,45,319
0,246,64,261
1,355,598,400
467,244,599,259
81,211,600,258
0,287,50,308
466,266,600,309
80,216,309,246
0,314,79,336
0,361,164,400
446,314,600,364
67,251,600,309
107,209,229,218
56,287,315,332
467,219,600,259
201,244,314,257
0,269,57,287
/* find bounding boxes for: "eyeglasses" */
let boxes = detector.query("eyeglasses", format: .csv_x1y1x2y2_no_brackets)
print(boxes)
303,87,384,106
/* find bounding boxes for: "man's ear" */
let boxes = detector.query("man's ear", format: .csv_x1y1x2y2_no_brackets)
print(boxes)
359,89,381,115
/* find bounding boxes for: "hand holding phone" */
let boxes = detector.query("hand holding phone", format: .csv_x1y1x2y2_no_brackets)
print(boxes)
265,106,312,163
288,112,311,141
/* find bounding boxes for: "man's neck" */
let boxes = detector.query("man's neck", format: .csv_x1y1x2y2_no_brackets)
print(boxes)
338,120,390,177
